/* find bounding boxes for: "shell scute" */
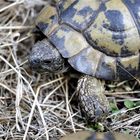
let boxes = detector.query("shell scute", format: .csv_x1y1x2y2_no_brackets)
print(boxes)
95,55,116,80
117,54,140,80
49,25,89,58
35,4,59,36
84,0,140,57
68,47,102,76
59,0,103,31
123,0,140,34
60,131,137,140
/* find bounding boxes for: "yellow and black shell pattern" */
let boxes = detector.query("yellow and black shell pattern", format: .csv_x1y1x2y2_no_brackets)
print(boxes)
35,0,140,80
60,131,137,140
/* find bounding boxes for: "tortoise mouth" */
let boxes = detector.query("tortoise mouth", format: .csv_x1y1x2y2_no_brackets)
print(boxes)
29,63,69,74
29,65,44,73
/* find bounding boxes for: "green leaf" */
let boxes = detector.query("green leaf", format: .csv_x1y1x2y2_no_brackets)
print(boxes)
124,100,134,109
134,101,140,107
87,122,105,131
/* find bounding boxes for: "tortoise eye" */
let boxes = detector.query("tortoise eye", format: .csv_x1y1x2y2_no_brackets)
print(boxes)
43,60,52,64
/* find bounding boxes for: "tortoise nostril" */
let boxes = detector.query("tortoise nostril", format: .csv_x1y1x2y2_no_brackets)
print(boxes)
32,59,40,64
29,56,40,66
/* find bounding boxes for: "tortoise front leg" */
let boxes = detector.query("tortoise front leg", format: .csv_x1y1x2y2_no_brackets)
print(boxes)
77,75,110,121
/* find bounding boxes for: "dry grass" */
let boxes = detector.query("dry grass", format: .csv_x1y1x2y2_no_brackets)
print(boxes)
0,0,140,140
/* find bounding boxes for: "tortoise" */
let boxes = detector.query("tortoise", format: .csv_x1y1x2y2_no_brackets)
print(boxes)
29,0,140,120
60,131,137,140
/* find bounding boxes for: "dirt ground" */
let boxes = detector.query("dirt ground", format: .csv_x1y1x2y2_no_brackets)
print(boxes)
0,0,140,139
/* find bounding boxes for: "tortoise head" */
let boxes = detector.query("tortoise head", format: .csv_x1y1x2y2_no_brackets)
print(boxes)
28,39,68,73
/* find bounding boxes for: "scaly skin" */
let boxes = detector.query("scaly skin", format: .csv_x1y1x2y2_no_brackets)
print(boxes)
77,75,110,121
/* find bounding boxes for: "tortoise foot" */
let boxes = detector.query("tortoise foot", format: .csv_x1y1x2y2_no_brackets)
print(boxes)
77,75,110,121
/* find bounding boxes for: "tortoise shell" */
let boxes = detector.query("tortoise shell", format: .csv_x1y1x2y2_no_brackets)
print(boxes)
60,131,137,140
35,0,140,80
